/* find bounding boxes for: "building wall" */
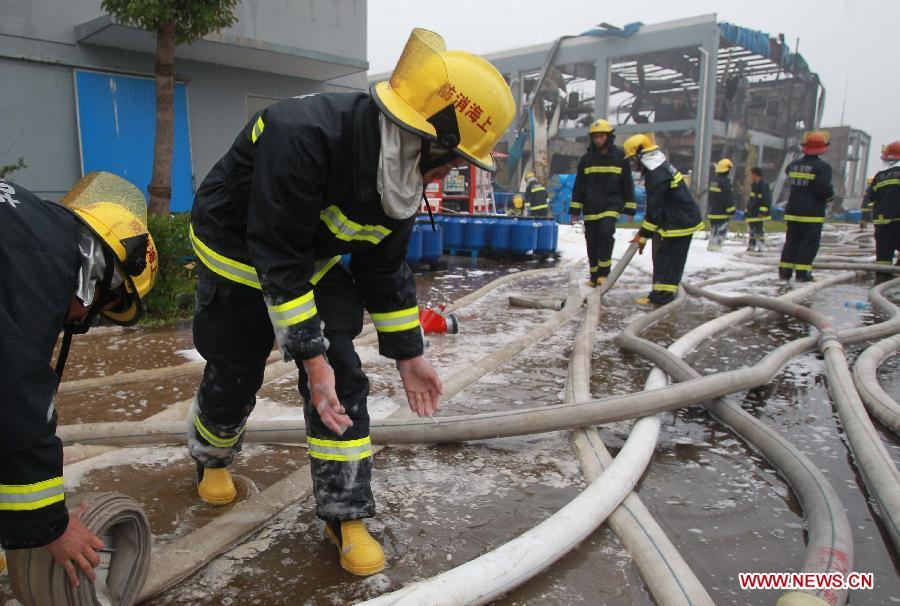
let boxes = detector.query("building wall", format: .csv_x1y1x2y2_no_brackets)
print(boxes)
0,0,367,199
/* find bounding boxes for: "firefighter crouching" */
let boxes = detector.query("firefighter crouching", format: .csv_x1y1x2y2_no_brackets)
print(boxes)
186,28,515,576
0,173,157,587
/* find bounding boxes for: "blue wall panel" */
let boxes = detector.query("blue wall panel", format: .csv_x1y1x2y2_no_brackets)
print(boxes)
75,70,194,212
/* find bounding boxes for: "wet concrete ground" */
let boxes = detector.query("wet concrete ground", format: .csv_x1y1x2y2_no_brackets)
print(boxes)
3,239,900,605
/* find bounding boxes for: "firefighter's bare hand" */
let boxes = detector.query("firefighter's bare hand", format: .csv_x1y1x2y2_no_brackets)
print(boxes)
304,355,352,435
398,356,443,417
46,504,103,588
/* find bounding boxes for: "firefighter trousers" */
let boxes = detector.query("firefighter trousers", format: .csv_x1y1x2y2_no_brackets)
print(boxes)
190,264,374,522
875,222,900,271
708,219,728,249
779,221,823,280
584,216,617,280
648,235,692,305
748,222,765,249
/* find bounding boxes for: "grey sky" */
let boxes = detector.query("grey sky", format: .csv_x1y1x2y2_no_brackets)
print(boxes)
368,0,899,174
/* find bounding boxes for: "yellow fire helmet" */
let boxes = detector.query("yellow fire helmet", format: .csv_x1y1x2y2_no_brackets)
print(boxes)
370,28,515,172
589,119,614,134
715,158,733,173
524,171,536,181
512,193,524,209
61,172,158,325
623,134,658,159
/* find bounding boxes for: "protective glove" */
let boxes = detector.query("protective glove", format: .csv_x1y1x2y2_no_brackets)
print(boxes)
630,234,647,254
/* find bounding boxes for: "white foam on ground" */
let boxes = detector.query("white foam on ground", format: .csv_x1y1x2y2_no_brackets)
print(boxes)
175,348,205,362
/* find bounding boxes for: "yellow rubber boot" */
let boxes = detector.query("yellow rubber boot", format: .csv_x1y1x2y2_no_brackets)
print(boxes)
197,467,237,506
325,520,385,576
596,276,607,286
585,278,596,287
634,296,651,305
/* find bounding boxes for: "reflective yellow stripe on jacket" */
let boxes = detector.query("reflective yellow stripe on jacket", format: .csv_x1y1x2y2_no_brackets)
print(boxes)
874,178,900,191
784,214,825,223
320,205,392,244
251,115,265,144
584,166,622,175
191,225,339,290
788,171,815,180
659,222,705,238
307,436,372,462
0,477,64,511
371,306,420,333
268,290,317,328
652,283,679,292
670,172,684,188
583,210,620,221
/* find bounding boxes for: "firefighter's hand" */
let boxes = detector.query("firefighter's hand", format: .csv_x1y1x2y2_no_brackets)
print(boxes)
398,356,443,417
630,234,648,254
304,355,352,435
46,504,103,588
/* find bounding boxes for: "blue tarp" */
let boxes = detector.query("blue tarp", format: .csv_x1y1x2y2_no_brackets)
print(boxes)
719,22,810,75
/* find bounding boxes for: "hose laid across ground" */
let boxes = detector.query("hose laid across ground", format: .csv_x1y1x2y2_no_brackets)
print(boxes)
623,276,859,606
852,277,900,436
686,281,900,556
572,286,714,606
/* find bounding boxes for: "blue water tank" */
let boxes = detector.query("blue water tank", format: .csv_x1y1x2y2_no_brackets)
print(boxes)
406,224,423,264
535,220,555,254
422,224,443,263
847,209,862,224
510,219,539,254
549,221,559,252
464,219,487,251
444,217,466,249
491,217,513,251
772,207,785,221
733,210,745,221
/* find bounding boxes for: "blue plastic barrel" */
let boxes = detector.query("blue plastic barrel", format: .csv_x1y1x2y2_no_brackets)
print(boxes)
421,224,443,263
733,210,745,221
510,219,539,254
549,221,559,252
490,217,512,251
847,209,862,224
772,207,785,221
406,224,423,264
535,220,555,254
443,217,465,249
464,219,487,251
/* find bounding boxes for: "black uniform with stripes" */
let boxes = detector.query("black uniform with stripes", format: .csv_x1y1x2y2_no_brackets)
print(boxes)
570,141,636,281
706,172,734,247
870,163,900,269
636,160,704,304
0,180,77,548
746,179,772,248
189,93,424,522
524,179,551,217
779,155,834,280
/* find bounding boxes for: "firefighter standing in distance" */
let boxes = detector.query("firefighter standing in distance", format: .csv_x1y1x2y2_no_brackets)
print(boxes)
569,119,636,286
523,171,551,217
706,158,735,251
187,28,515,576
623,134,704,305
868,141,900,275
778,131,835,281
0,173,157,588
746,167,772,252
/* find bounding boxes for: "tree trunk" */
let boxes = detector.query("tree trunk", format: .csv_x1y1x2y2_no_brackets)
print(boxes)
148,20,176,216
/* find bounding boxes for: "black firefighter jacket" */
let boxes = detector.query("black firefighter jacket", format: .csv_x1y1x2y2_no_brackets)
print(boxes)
190,93,423,362
0,180,75,549
707,173,735,220
637,162,704,239
868,163,900,225
570,143,636,221
784,155,835,223
746,180,772,222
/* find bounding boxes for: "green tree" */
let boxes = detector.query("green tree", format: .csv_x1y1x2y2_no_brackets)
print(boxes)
101,0,239,215
0,158,26,180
